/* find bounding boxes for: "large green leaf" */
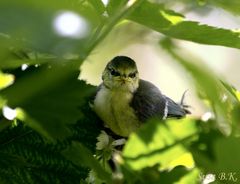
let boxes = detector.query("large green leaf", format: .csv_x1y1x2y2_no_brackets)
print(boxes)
0,83,103,183
123,118,198,170
0,71,14,90
122,165,191,184
122,118,199,183
191,133,240,184
0,0,100,57
0,113,102,184
128,1,240,49
0,64,98,140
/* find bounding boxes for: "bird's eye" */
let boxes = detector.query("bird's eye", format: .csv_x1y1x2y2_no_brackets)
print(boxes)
129,72,136,78
110,70,120,76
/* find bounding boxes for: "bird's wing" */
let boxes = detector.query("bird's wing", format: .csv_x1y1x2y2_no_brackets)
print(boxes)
131,80,189,122
130,80,167,122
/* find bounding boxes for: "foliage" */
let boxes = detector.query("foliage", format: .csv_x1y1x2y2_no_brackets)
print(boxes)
0,0,240,183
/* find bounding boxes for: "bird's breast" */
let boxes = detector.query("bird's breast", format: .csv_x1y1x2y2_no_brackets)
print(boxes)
93,87,140,137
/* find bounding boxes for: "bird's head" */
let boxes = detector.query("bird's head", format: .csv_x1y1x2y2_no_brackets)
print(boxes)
102,56,139,93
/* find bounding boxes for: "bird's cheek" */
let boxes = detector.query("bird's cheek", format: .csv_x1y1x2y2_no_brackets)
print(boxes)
111,80,120,88
103,78,113,88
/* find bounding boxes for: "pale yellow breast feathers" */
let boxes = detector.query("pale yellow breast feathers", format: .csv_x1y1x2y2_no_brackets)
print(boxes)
93,86,140,137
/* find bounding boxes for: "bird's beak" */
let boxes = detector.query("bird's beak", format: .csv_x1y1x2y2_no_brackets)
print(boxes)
120,77,131,83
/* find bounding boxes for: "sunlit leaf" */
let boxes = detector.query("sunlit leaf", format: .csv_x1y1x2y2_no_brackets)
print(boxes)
123,165,190,184
123,119,198,170
166,118,198,140
0,72,14,90
128,1,240,49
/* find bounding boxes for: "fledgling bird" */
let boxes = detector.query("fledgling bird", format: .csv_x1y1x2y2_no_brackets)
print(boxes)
93,56,190,137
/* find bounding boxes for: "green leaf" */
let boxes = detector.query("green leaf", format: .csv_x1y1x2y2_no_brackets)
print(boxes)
157,166,189,184
128,1,240,49
220,81,240,135
189,119,240,183
211,137,240,172
106,0,128,15
123,118,198,170
0,58,49,70
0,152,29,168
0,0,99,57
209,0,240,16
0,71,14,90
0,49,55,70
88,0,106,17
220,81,240,102
0,64,97,140
123,165,190,184
62,141,112,183
190,124,223,167
191,133,240,184
177,168,200,184
0,122,98,183
231,104,240,136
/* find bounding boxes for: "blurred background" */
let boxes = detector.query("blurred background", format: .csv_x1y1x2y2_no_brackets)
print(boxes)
80,0,240,117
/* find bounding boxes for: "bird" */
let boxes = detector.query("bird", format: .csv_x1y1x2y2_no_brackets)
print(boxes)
93,56,190,137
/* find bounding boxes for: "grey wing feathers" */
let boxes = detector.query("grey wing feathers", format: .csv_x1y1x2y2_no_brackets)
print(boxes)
130,80,166,122
131,80,189,122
